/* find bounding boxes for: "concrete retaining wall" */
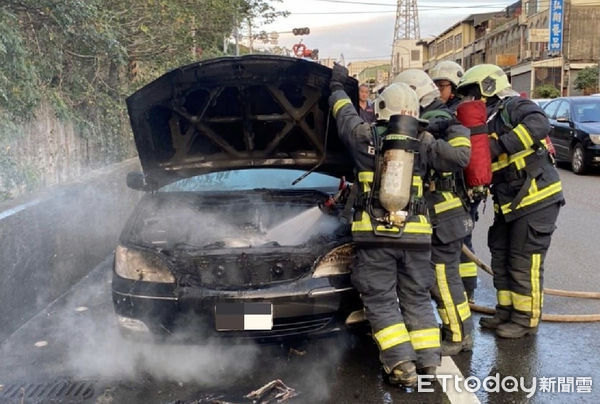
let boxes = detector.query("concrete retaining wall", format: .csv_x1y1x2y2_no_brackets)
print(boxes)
0,158,142,343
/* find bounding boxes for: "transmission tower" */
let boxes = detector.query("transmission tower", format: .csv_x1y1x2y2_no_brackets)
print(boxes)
393,0,420,41
391,0,420,78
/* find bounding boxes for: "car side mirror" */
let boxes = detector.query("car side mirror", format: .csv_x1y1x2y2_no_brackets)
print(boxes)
556,116,571,123
126,171,152,191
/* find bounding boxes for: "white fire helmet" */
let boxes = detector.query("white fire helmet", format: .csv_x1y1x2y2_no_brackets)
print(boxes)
374,82,420,122
430,60,464,87
393,69,440,108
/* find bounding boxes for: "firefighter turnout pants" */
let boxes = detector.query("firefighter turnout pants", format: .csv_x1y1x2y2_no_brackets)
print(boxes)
488,202,561,327
351,247,441,372
460,200,481,295
431,237,474,343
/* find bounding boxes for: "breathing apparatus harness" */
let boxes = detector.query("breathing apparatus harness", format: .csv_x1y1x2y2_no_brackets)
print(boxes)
363,115,427,236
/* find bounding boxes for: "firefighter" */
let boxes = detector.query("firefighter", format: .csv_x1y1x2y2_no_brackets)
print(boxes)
456,64,564,338
394,69,474,356
430,61,480,302
329,64,442,387
430,61,464,113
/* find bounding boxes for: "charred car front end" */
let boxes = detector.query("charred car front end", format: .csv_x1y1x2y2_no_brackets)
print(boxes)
112,55,363,340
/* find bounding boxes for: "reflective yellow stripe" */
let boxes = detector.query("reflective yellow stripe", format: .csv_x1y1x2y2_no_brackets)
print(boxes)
358,171,374,182
332,98,352,117
500,181,562,214
489,132,499,140
497,290,512,306
457,299,471,322
438,308,449,324
491,149,534,172
352,211,373,232
435,263,462,342
434,192,463,214
410,328,440,351
375,225,400,233
448,137,471,148
511,291,532,312
358,171,373,192
530,253,542,327
530,178,538,193
404,221,432,234
514,124,534,149
374,323,410,350
412,176,423,197
459,262,477,278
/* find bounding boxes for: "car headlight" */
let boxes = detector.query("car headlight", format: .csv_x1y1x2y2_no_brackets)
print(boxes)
114,245,175,283
590,134,600,145
312,243,354,278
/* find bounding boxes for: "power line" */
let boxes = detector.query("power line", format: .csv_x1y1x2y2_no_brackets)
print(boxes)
291,11,394,14
313,0,514,8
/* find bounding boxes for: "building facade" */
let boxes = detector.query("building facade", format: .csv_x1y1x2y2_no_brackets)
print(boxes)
421,0,600,97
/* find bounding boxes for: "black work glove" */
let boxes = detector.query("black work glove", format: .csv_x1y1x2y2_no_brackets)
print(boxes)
489,138,505,159
330,63,348,92
427,117,451,138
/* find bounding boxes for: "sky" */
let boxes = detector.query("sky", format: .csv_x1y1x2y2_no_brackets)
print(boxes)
258,0,518,61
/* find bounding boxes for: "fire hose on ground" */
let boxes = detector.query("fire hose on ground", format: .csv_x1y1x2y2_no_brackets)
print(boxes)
462,245,600,322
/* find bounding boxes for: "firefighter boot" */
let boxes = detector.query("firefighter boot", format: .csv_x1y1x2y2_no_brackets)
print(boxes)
496,322,538,339
441,334,473,356
417,366,437,377
385,361,418,387
479,316,508,329
466,289,475,304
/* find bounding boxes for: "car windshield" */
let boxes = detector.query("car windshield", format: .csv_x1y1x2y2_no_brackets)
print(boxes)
159,169,340,192
573,101,600,122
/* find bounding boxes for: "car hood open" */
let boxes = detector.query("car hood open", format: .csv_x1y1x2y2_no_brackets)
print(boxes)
126,55,358,189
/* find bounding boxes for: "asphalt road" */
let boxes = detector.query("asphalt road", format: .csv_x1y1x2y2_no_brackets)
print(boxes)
1,166,599,404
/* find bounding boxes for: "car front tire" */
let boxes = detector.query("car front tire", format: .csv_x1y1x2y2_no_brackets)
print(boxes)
571,143,587,175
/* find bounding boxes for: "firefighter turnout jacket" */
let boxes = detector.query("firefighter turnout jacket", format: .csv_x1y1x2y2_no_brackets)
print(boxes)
329,89,433,248
487,96,564,221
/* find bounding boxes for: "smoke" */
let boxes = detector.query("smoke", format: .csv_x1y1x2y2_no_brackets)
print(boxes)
54,268,261,386
136,195,343,248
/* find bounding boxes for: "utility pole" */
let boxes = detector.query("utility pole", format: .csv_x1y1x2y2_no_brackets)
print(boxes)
392,1,421,77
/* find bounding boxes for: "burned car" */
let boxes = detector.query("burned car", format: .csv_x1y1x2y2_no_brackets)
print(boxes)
113,55,363,340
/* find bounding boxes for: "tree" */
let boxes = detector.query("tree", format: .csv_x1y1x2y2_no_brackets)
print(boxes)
533,84,560,99
0,0,288,198
574,65,599,95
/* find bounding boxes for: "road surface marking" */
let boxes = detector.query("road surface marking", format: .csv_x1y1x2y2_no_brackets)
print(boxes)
438,356,481,404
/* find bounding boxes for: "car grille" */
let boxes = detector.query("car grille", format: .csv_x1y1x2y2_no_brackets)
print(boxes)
174,253,315,289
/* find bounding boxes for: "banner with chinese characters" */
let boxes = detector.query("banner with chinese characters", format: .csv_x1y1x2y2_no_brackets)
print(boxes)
548,0,564,54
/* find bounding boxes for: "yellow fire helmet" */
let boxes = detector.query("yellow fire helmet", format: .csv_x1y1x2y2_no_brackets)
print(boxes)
457,64,512,98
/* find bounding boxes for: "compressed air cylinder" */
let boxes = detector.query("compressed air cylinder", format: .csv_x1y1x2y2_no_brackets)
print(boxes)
378,114,419,213
379,149,414,212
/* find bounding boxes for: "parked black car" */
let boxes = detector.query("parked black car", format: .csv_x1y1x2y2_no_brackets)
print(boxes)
542,96,600,174
112,55,364,341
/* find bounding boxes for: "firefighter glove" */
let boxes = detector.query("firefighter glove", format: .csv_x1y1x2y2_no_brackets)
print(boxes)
330,63,348,92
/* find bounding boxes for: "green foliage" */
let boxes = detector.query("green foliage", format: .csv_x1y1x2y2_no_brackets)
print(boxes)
0,0,286,198
574,65,599,94
533,84,560,99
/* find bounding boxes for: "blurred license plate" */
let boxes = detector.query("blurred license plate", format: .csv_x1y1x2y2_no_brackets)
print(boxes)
215,302,273,331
